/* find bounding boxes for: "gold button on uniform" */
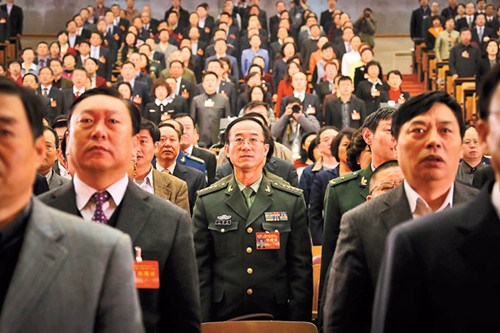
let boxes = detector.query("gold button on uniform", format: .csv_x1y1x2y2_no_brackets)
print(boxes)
247,227,253,233
246,247,253,253
247,268,253,275
246,289,253,295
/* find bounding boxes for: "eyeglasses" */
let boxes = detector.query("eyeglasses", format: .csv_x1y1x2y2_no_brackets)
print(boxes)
230,137,265,147
370,180,402,195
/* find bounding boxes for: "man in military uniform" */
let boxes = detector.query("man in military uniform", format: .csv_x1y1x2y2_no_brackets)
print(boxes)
193,116,312,322
319,107,397,320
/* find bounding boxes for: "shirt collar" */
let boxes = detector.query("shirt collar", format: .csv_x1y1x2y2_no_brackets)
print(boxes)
74,173,129,211
41,84,52,91
73,86,85,94
235,174,263,193
184,144,194,155
156,161,176,174
144,167,154,186
403,180,454,215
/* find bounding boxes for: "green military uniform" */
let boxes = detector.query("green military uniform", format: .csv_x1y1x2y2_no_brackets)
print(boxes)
319,166,374,313
193,173,312,322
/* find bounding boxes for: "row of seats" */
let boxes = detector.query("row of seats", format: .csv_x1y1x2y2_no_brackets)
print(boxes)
415,43,477,121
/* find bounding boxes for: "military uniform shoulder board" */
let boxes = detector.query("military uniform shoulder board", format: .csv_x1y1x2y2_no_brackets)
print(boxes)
328,171,359,187
188,154,205,164
197,180,228,196
270,181,303,196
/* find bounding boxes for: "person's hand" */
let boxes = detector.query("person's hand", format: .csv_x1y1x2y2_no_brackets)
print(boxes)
452,74,458,81
292,110,302,121
284,104,294,116
398,95,406,104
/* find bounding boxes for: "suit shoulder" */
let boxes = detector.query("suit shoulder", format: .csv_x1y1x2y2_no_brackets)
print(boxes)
328,170,360,187
270,180,303,196
197,178,229,196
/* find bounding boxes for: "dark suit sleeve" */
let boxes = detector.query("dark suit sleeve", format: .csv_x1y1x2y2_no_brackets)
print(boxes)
371,226,428,333
308,175,325,245
358,99,367,126
205,153,217,186
161,209,201,332
95,233,145,333
322,213,374,333
287,194,313,320
319,185,342,308
192,196,214,321
449,47,458,75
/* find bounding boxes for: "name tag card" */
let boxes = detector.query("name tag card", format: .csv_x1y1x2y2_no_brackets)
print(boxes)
256,231,280,250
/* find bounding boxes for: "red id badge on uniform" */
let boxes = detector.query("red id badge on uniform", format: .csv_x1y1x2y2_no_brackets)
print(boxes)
133,260,160,289
256,231,280,250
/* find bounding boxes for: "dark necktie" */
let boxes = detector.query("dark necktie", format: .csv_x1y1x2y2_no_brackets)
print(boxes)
42,87,48,97
91,191,111,224
74,91,80,100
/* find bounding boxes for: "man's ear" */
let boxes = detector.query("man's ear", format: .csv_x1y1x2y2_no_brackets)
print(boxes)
476,119,490,155
33,135,46,169
362,127,373,146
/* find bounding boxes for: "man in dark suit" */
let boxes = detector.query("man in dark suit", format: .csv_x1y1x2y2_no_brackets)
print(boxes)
61,67,87,114
175,114,217,185
333,27,354,61
320,0,337,33
39,87,201,333
279,72,322,123
485,4,499,32
471,13,495,52
455,2,477,31
37,67,64,124
37,126,69,190
164,0,190,31
193,116,312,322
114,61,152,111
410,0,431,42
323,91,478,333
324,76,367,129
372,75,500,332
0,0,22,42
88,31,112,81
269,0,286,42
0,78,143,332
155,123,207,213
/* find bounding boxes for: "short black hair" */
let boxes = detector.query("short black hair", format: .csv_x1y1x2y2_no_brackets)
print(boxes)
68,86,141,135
330,128,356,161
479,63,500,119
363,106,396,134
392,91,465,139
286,96,302,107
243,101,272,114
387,70,402,80
140,118,160,142
224,116,271,148
0,77,44,140
172,113,196,130
158,122,182,141
43,125,60,149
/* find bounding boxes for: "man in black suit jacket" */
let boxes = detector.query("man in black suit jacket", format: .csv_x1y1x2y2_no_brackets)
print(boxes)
471,13,495,52
455,2,477,31
37,67,64,124
156,123,207,213
114,61,152,111
333,27,354,62
320,0,337,33
164,1,190,31
61,68,88,114
269,0,286,42
325,76,367,129
371,55,500,333
0,0,22,41
410,0,431,42
323,91,477,333
39,87,201,333
279,72,322,123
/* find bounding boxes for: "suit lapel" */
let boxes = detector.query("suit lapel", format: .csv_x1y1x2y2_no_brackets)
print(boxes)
246,177,273,227
152,168,172,200
48,182,80,216
114,182,151,242
379,185,413,232
224,177,249,221
0,200,68,332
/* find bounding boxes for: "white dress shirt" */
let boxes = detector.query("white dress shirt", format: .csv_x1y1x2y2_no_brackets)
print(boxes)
156,161,176,174
134,167,154,195
74,173,128,222
404,180,454,218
